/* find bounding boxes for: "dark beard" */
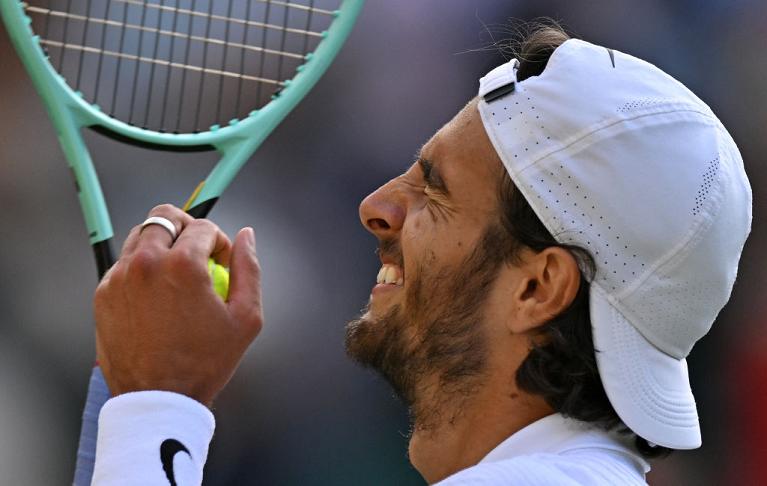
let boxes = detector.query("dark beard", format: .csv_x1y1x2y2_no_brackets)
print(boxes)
345,224,510,430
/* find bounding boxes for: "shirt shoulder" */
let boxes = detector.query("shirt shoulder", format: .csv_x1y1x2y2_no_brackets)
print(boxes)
436,450,648,486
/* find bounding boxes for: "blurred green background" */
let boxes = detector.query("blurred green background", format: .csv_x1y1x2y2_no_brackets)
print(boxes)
1,0,765,484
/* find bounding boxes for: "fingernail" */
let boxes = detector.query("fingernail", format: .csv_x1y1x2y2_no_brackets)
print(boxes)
246,227,256,250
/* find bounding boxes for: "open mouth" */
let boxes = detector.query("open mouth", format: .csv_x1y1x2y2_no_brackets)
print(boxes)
376,263,404,287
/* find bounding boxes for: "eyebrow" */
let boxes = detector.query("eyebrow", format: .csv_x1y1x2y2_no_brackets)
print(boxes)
417,156,449,194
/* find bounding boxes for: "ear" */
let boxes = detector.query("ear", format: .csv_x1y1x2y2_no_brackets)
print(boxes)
505,247,581,334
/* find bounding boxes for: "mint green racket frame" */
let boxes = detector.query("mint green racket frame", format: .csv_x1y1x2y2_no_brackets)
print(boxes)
1,0,364,252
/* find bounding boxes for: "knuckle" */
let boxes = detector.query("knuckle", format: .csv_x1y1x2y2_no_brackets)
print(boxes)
112,260,128,280
94,263,124,308
127,249,160,280
189,218,219,234
238,308,264,339
149,203,177,216
93,281,110,307
166,246,192,266
127,225,142,238
249,315,264,338
166,248,206,278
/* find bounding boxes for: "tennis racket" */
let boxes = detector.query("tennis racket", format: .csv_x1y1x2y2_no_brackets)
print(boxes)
0,0,364,483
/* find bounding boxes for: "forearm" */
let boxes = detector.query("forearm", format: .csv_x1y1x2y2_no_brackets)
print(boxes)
93,391,214,486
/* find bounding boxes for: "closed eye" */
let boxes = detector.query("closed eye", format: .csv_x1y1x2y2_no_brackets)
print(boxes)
418,157,449,195
416,157,454,221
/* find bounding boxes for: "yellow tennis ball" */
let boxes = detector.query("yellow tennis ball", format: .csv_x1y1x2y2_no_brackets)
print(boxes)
207,258,230,300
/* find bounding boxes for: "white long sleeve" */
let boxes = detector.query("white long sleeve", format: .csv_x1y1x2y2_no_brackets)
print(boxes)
92,391,215,486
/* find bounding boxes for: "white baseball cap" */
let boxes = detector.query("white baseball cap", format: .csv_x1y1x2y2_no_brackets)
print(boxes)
477,39,752,449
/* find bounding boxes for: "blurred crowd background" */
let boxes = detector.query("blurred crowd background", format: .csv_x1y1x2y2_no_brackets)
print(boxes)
1,0,765,484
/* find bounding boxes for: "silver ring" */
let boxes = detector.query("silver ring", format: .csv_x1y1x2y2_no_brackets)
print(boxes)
141,216,178,241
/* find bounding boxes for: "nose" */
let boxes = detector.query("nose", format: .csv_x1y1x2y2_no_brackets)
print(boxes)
359,180,406,239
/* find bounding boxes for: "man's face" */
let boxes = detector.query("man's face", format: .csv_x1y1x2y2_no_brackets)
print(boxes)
345,99,510,428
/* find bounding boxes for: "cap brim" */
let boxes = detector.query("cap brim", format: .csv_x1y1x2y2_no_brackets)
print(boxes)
590,286,702,449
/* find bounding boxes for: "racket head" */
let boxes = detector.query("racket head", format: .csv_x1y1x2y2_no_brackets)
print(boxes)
1,0,364,221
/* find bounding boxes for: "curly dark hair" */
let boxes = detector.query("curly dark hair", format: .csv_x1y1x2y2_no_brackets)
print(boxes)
497,23,672,459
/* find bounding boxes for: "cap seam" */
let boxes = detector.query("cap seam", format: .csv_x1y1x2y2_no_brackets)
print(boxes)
512,105,717,176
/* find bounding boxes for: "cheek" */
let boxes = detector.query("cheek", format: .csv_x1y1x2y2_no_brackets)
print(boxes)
403,216,476,270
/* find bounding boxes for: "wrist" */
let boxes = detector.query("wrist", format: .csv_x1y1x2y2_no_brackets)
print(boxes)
102,367,221,408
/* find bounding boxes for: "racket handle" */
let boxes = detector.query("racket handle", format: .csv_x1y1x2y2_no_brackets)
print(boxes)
185,196,218,219
73,365,110,486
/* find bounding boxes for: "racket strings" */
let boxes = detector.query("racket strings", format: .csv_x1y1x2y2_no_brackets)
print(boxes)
27,0,339,133
28,7,310,60
37,39,285,83
114,0,329,37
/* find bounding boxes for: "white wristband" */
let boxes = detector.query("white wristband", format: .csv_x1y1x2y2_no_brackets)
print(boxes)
93,391,215,486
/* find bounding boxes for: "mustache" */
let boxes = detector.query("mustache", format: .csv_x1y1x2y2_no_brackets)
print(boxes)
376,239,404,268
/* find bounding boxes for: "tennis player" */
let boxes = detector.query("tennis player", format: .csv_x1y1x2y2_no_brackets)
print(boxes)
91,26,752,485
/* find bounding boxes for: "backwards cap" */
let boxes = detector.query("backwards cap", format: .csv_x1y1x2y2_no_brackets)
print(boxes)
477,39,752,449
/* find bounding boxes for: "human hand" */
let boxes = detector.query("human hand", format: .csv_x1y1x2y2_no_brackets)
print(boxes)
94,204,263,407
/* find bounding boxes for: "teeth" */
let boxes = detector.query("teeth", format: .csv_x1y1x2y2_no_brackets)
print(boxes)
384,266,397,284
376,264,404,286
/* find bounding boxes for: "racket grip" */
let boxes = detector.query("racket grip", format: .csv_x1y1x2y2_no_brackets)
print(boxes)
73,366,110,486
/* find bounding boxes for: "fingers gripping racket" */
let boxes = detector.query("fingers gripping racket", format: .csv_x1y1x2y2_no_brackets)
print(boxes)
0,0,363,483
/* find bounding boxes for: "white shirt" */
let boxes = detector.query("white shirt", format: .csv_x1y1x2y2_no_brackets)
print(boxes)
93,393,649,485
436,414,650,485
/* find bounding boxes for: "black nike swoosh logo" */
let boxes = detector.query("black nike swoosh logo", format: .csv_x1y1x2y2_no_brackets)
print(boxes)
160,438,191,486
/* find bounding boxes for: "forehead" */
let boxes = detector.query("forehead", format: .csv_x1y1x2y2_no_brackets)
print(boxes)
421,98,504,184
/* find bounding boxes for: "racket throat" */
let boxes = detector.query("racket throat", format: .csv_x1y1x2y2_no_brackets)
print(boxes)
92,240,115,280
186,197,219,219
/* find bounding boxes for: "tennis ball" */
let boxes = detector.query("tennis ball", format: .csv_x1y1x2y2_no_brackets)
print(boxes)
207,258,230,300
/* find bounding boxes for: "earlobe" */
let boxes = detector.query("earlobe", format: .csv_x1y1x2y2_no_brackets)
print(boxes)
507,275,541,334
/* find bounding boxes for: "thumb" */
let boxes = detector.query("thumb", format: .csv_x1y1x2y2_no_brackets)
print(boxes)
227,227,263,337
